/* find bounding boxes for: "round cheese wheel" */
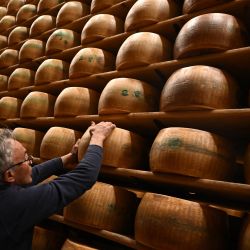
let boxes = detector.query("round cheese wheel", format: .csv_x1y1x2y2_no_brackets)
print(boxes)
116,32,172,70
16,4,36,24
0,74,8,91
61,239,97,250
90,0,124,13
37,0,63,13
150,127,235,180
7,0,25,15
0,7,7,19
54,87,100,117
0,49,18,69
0,35,7,50
8,26,29,46
0,15,16,32
0,96,22,119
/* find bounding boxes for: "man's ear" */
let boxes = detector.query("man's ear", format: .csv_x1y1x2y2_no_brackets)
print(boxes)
3,169,15,183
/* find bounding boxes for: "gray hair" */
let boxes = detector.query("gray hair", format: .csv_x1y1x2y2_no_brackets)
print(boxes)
0,129,14,180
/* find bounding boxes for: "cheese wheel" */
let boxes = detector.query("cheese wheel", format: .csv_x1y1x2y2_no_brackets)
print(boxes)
0,75,8,91
29,15,56,37
81,14,124,44
0,96,22,119
150,127,234,180
8,26,29,46
116,32,172,70
0,35,7,49
61,239,97,250
0,49,18,69
174,13,248,59
40,126,82,160
0,15,16,33
69,47,115,79
37,0,63,13
125,0,180,31
45,29,80,55
35,59,69,85
8,68,35,90
98,77,159,114
16,4,36,24
64,182,138,234
12,127,44,157
19,39,45,63
135,193,229,250
78,127,149,169
54,87,100,117
20,91,56,118
0,7,7,19
56,1,90,27
90,0,124,13
160,65,238,111
7,0,25,15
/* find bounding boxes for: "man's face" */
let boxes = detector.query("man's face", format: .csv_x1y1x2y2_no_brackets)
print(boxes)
9,139,33,185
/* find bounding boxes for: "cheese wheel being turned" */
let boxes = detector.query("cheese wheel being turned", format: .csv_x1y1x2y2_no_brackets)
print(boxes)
78,127,149,169
40,126,82,160
69,48,115,79
150,127,234,180
174,13,248,59
29,15,56,37
0,49,18,69
32,226,66,250
0,7,7,19
98,78,159,114
8,68,35,90
116,32,172,70
35,59,69,85
182,0,230,14
0,35,7,49
125,0,180,32
90,0,124,13
54,87,100,117
45,29,80,55
7,0,25,15
160,65,238,111
244,144,250,184
135,193,229,250
64,182,138,234
16,4,36,24
61,239,97,250
37,0,63,13
0,15,15,32
81,14,124,44
20,91,56,118
56,1,90,27
0,75,8,91
19,39,45,63
0,96,22,119
12,127,44,157
8,26,29,46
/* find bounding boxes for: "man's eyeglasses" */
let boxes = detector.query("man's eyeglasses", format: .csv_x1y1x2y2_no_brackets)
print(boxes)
12,154,33,167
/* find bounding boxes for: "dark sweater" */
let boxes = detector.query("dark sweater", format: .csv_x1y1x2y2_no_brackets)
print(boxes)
0,144,103,250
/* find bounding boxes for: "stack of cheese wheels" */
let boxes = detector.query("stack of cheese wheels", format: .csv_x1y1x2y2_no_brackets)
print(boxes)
0,6,7,18
160,65,238,111
238,214,250,250
32,226,66,250
64,182,138,234
7,0,25,15
61,239,97,250
0,35,7,49
0,49,18,68
125,0,180,32
149,127,234,180
40,126,82,160
244,144,250,183
12,127,44,157
37,0,63,13
0,15,15,32
8,26,29,46
54,87,100,117
29,15,56,37
16,4,36,23
34,59,69,85
69,47,115,79
78,127,149,169
0,96,22,119
98,78,159,114
8,68,35,90
0,75,8,91
135,193,229,250
116,32,172,70
90,0,124,13
174,13,248,59
45,29,80,55
81,14,124,44
182,0,230,14
56,1,90,27
20,91,56,118
19,39,45,63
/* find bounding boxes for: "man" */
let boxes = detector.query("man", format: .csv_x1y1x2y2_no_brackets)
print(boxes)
0,121,116,250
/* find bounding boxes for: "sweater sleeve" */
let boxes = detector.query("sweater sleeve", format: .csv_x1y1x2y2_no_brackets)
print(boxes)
16,144,103,229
